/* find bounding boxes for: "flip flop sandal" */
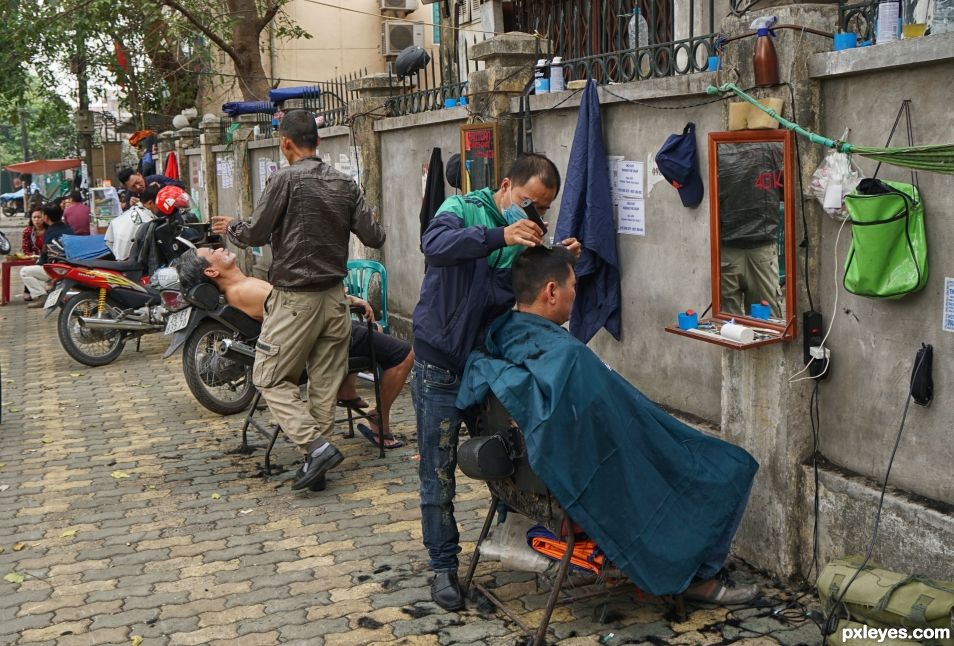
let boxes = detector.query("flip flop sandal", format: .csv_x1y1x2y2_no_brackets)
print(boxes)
356,423,404,450
337,397,369,411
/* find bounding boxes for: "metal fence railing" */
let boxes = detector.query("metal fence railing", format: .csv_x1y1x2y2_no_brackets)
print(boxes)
309,71,364,128
387,35,485,117
839,0,877,41
513,0,721,84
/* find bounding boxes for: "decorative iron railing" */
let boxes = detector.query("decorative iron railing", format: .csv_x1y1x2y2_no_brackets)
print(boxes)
387,35,485,117
839,0,877,41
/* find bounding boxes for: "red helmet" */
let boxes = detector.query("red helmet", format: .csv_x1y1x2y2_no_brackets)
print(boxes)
156,186,189,215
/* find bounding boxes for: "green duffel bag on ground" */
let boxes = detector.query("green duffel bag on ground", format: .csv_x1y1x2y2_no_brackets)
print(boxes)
843,178,928,299
818,557,954,645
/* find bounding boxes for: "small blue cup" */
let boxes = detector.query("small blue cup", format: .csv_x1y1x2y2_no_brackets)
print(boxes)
708,56,721,72
833,32,857,51
444,98,458,108
459,96,469,106
750,303,771,320
678,312,699,330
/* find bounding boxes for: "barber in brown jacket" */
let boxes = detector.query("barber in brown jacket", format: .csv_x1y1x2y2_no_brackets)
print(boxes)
211,110,385,492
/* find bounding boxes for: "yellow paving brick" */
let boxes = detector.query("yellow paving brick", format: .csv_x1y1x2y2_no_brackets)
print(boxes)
328,581,384,603
323,625,395,645
188,580,252,601
41,479,94,493
50,579,115,597
136,536,194,551
262,534,319,552
20,620,91,643
296,539,354,559
671,607,730,632
18,594,88,617
208,631,281,646
372,519,418,535
179,558,241,579
306,598,373,621
170,539,226,558
169,624,239,645
144,555,204,573
159,598,227,620
275,554,335,573
198,604,266,627
54,599,123,622
339,487,388,502
369,637,439,646
58,627,131,646
288,574,354,597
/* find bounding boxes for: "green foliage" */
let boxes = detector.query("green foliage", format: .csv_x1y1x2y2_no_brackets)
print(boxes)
0,75,76,163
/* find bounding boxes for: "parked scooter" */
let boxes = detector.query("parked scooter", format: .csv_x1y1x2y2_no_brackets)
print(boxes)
43,187,207,366
163,282,257,415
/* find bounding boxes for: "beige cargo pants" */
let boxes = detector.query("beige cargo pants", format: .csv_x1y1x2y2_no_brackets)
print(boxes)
252,284,351,452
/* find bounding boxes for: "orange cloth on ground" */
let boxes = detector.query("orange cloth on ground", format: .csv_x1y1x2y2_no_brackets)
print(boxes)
529,535,606,575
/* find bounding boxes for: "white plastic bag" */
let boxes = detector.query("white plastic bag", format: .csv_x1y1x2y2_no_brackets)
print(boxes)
810,147,863,220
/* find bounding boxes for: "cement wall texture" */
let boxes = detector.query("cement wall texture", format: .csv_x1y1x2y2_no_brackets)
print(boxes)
817,61,954,506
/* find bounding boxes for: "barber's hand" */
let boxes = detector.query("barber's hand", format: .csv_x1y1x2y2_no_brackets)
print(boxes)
503,220,544,248
211,215,234,235
129,196,140,206
560,237,582,258
348,296,375,322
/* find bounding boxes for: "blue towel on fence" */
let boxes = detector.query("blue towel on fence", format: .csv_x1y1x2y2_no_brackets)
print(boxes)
222,101,276,117
268,86,321,102
61,234,111,261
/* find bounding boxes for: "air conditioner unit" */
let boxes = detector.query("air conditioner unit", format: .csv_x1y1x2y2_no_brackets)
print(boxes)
382,21,425,56
380,0,417,10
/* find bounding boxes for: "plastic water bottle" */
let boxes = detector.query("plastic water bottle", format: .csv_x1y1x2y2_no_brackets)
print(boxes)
627,7,650,50
533,59,550,94
876,0,900,43
549,56,564,92
933,0,954,34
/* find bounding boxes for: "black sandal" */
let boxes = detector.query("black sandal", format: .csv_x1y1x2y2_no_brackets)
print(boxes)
337,397,369,412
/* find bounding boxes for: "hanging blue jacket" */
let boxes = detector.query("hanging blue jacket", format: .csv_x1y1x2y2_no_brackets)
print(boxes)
555,80,621,343
412,188,524,374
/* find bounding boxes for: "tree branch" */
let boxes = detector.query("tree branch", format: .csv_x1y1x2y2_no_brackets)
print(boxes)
157,0,239,62
258,0,280,33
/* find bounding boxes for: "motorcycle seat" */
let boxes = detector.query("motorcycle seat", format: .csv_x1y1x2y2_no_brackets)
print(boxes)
218,305,262,340
71,258,144,273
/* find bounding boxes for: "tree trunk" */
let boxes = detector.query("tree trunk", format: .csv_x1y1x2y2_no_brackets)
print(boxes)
229,0,270,101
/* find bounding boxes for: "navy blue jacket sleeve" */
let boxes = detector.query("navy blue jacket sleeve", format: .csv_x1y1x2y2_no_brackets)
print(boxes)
421,212,506,267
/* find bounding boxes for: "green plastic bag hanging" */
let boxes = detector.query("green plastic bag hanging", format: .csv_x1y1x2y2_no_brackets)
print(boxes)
842,178,927,299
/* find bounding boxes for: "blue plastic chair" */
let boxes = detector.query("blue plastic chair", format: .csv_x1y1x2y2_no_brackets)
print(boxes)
345,259,389,334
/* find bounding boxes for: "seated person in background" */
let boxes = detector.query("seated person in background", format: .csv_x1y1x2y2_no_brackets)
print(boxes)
457,246,760,605
118,167,184,201
21,208,46,256
20,204,74,307
62,190,91,235
105,185,160,261
177,247,412,449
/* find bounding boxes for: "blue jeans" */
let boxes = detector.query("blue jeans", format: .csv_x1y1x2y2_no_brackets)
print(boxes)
411,359,464,572
693,480,753,581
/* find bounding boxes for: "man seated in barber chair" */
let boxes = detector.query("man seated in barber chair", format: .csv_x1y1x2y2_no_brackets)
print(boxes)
177,247,413,449
457,246,760,605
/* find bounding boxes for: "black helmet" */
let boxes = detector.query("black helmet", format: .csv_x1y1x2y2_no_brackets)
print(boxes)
395,46,431,79
446,153,462,190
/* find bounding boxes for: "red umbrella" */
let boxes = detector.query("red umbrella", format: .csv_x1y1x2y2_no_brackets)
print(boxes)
163,151,179,180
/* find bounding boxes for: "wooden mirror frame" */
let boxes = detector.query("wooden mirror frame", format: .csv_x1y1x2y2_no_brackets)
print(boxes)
460,123,500,192
708,129,797,340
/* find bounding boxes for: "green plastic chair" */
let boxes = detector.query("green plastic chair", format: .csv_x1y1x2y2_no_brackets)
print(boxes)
345,259,389,334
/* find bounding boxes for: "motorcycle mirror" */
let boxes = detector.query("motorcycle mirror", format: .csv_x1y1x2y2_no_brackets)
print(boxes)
0,231,11,255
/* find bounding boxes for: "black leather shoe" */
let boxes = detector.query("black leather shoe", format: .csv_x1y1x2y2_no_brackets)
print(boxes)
292,463,328,492
291,445,343,491
430,571,465,611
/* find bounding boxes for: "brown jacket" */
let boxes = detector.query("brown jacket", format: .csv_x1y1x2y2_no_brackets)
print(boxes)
227,157,385,290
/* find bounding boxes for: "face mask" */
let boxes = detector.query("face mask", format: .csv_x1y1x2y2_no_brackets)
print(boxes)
502,186,528,225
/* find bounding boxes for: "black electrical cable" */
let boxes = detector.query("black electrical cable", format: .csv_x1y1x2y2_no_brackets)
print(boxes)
821,349,928,637
782,81,815,312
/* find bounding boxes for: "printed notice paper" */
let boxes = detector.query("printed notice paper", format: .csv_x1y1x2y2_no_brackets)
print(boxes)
617,200,645,236
944,277,954,333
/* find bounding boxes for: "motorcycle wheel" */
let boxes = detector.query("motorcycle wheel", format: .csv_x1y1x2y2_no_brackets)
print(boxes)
57,292,126,367
182,320,255,416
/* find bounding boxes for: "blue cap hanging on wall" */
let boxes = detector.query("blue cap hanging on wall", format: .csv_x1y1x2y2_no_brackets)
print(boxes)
655,123,704,208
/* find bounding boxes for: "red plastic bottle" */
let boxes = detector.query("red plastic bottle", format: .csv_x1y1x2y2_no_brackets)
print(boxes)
754,28,779,87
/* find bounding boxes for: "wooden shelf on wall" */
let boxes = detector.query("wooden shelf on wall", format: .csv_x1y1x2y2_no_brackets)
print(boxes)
664,319,786,350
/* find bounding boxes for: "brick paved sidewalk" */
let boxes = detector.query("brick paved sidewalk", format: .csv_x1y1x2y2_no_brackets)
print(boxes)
0,283,822,646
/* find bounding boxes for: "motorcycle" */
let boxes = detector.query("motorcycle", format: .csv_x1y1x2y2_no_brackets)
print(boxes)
162,281,257,416
43,187,207,366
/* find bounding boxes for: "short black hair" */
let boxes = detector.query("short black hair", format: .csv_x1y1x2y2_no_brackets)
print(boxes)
505,153,561,195
140,185,161,204
512,245,576,304
117,168,138,185
20,173,32,183
43,203,63,223
70,190,83,203
279,109,318,150
176,249,213,292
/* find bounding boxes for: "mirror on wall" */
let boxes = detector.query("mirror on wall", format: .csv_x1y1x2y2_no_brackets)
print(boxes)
709,129,796,338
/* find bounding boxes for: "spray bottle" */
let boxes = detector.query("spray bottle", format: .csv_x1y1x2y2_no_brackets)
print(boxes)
751,16,779,87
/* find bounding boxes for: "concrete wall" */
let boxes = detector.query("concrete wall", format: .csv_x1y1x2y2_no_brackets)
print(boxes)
528,79,725,422
814,41,954,507
376,109,469,339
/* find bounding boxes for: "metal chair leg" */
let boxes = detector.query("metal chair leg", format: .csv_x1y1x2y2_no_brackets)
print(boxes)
264,424,281,476
533,529,576,646
345,406,355,438
241,390,263,451
462,494,499,594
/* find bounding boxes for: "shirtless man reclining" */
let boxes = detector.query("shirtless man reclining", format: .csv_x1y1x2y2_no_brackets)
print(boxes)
177,247,412,449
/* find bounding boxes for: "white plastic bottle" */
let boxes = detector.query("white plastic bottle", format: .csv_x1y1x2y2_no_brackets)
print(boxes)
533,59,550,94
876,0,900,43
933,0,954,34
628,7,650,49
549,56,564,92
